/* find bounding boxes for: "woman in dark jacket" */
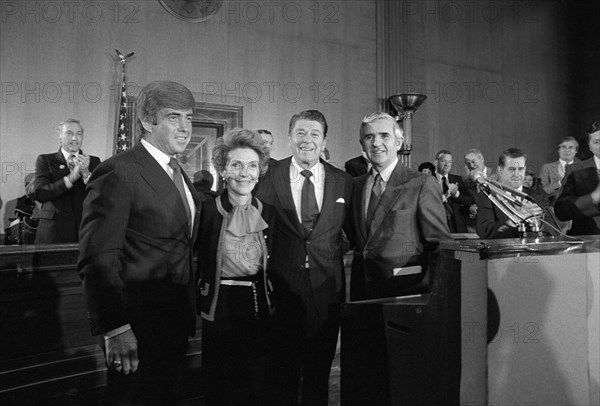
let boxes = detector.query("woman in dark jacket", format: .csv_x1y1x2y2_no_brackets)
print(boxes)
196,128,276,406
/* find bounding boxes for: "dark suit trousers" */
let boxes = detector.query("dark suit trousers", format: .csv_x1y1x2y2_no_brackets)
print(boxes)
266,271,339,406
102,285,191,406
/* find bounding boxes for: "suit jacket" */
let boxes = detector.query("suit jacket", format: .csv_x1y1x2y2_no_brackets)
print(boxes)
346,162,451,301
555,157,600,236
34,149,101,243
539,160,565,204
255,157,352,328
436,172,470,233
475,192,520,239
344,155,369,177
78,143,201,336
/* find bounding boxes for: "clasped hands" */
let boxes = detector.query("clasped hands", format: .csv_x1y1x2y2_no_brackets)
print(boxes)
67,153,91,183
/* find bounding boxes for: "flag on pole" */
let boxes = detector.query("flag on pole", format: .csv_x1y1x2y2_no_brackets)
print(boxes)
115,76,130,153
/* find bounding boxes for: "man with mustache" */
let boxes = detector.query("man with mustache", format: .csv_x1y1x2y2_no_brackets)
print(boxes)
345,112,451,301
33,118,100,244
256,110,352,406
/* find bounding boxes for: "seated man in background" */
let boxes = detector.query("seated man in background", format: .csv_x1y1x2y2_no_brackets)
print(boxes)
555,121,600,235
34,118,100,244
538,136,579,205
476,148,544,239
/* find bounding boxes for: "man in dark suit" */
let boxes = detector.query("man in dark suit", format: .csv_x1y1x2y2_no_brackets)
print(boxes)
539,136,579,205
346,112,451,301
78,81,201,405
555,121,600,235
256,110,352,406
476,148,544,239
344,153,370,177
434,150,470,233
33,118,100,244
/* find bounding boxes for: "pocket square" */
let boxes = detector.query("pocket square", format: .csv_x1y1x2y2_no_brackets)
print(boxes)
393,265,422,276
336,198,345,203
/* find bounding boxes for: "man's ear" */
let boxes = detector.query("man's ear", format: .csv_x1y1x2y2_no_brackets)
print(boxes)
141,116,154,133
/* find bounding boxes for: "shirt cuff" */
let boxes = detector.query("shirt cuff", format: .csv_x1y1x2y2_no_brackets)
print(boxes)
103,324,132,341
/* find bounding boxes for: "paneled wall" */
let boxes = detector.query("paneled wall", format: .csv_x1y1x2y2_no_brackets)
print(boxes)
0,0,378,228
376,0,574,175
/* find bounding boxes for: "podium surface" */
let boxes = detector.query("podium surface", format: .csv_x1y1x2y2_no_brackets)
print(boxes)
445,236,600,406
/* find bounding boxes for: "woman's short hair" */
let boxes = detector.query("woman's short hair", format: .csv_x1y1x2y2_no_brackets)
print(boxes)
418,161,436,174
212,128,268,176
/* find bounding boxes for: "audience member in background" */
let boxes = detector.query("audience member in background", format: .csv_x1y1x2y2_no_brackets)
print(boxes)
522,171,549,207
257,129,277,168
193,170,219,199
555,121,600,235
464,148,495,181
538,136,579,205
476,148,544,239
344,151,371,177
256,110,352,406
346,113,451,301
197,129,276,406
320,147,330,162
34,118,100,244
434,150,469,233
5,173,38,244
78,81,200,405
418,161,436,175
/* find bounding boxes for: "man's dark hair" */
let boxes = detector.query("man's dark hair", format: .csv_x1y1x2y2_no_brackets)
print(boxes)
288,110,328,137
137,81,195,138
498,148,526,167
586,120,600,142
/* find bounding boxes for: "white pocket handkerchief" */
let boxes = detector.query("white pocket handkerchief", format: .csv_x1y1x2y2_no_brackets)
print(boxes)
393,265,422,276
336,198,345,203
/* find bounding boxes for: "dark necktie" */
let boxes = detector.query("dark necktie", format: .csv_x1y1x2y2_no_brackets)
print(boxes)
168,157,192,230
442,176,449,195
366,173,382,229
300,170,319,233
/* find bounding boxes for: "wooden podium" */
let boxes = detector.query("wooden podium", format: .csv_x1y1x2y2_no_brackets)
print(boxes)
341,236,600,406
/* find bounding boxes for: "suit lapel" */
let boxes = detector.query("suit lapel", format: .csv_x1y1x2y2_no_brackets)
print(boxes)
133,145,189,232
311,162,339,236
354,174,369,241
368,163,407,238
272,157,305,238
183,171,201,241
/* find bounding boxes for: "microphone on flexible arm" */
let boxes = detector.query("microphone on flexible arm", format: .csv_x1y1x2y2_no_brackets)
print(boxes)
474,175,524,207
474,174,534,203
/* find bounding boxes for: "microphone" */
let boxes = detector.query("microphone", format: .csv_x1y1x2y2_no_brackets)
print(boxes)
474,175,535,203
474,175,523,207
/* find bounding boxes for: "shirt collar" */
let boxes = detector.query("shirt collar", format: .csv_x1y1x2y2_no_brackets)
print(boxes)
559,158,573,166
141,139,174,166
291,157,324,182
60,148,79,161
594,155,600,170
372,156,398,182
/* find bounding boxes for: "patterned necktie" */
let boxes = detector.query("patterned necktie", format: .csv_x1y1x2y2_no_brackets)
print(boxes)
168,157,192,230
300,170,319,233
366,173,382,229
67,154,77,170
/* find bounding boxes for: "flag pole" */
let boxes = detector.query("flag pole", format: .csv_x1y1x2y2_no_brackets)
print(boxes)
113,49,134,154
